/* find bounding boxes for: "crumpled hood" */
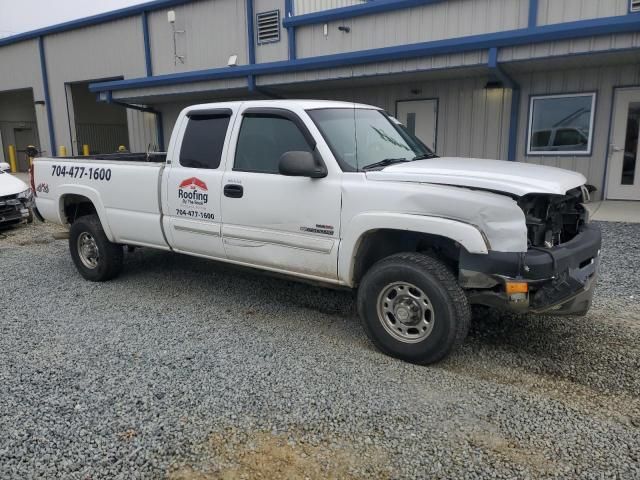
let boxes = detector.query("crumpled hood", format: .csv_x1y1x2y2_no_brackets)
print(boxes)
365,157,587,197
0,172,29,197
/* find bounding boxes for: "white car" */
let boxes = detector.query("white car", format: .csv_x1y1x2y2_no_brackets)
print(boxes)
0,163,33,226
32,100,600,364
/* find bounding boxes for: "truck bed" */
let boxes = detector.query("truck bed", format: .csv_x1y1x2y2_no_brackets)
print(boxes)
33,156,169,250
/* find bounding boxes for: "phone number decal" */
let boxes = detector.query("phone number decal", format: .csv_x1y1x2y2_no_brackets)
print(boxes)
176,209,214,220
51,165,112,181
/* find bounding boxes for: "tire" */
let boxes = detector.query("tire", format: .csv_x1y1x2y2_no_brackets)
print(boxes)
69,214,123,282
357,252,470,365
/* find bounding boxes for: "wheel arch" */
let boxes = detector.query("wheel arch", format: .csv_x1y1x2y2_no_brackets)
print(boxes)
57,186,114,241
339,213,490,287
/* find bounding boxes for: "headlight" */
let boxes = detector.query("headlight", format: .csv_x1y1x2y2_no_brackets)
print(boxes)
18,188,33,200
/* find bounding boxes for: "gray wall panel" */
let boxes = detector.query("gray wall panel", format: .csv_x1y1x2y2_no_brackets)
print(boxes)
537,0,628,26
293,0,366,15
0,39,49,153
44,16,146,154
148,0,248,75
296,0,528,58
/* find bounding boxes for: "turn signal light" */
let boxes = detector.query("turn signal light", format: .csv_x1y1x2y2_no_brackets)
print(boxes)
505,282,528,294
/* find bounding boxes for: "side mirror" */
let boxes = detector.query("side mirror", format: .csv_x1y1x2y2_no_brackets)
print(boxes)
0,162,10,172
278,151,327,178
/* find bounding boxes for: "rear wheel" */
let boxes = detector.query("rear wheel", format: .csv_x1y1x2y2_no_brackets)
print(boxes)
357,252,470,364
69,214,123,281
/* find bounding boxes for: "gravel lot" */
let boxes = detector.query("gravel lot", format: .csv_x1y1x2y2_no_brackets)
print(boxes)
1,220,638,479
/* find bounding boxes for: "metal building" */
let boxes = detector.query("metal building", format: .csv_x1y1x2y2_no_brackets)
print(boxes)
1,0,640,201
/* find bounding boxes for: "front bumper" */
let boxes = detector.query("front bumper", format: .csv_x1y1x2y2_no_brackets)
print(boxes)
0,195,32,225
460,224,601,315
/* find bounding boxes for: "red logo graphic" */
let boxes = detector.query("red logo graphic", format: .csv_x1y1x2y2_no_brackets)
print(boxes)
179,177,208,191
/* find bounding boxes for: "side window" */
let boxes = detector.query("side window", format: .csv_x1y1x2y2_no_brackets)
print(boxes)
180,114,231,169
234,114,312,174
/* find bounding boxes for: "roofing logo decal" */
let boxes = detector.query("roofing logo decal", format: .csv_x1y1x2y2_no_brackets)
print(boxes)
178,177,209,206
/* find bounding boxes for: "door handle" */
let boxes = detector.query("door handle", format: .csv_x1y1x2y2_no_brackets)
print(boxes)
224,184,244,198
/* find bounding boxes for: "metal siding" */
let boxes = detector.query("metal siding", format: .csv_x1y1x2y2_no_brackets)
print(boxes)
280,74,509,159
255,0,289,63
0,39,50,153
537,0,629,26
44,16,146,154
127,109,160,152
294,0,366,15
296,0,529,58
499,32,640,61
515,64,640,197
147,0,248,75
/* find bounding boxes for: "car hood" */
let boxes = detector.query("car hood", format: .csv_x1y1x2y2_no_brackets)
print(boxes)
0,172,29,197
365,157,586,196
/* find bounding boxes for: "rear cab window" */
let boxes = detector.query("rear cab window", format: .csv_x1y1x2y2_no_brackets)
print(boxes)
180,111,232,169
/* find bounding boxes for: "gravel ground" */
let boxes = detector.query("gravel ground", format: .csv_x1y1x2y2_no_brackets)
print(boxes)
0,220,638,479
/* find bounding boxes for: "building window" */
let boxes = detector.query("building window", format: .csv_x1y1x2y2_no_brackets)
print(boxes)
631,0,640,13
527,93,596,156
256,10,280,44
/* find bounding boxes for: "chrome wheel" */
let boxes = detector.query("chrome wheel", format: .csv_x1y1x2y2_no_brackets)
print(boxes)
377,281,435,343
77,232,100,269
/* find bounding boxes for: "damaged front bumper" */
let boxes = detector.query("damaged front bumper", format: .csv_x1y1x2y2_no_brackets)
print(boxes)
0,194,32,225
460,224,601,315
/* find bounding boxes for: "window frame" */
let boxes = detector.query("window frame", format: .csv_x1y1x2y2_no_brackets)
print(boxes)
526,92,597,157
232,107,323,175
178,108,232,170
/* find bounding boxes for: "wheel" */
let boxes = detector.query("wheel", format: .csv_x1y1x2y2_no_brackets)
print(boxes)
69,214,123,281
26,208,34,224
357,252,470,365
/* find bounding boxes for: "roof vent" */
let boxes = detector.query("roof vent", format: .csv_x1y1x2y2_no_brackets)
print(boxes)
632,0,640,12
256,10,280,44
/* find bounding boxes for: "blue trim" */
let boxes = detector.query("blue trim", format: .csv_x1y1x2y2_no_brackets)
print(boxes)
528,0,539,28
90,13,640,94
142,12,153,76
246,0,256,65
284,0,296,60
488,47,520,161
283,0,445,28
0,0,195,48
38,37,56,155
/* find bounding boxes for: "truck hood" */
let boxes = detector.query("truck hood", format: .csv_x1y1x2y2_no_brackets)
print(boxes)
0,172,29,197
365,157,586,197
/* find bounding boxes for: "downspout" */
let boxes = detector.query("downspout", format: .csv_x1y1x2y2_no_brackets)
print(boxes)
246,0,256,91
38,36,56,155
488,47,520,162
528,0,539,28
284,0,296,60
141,11,165,150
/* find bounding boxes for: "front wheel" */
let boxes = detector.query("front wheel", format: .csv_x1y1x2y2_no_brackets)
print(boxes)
69,214,123,281
357,252,470,364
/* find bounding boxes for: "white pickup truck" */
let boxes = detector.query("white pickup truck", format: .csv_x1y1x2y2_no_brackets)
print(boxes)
32,100,600,364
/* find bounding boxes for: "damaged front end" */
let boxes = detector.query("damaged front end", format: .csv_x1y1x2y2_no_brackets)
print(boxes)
460,187,600,316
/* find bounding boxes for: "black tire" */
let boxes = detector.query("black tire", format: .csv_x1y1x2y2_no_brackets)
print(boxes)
357,252,470,365
26,208,34,224
69,214,123,281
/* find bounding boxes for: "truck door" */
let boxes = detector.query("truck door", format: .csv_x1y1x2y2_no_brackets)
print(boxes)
163,108,235,258
220,107,341,280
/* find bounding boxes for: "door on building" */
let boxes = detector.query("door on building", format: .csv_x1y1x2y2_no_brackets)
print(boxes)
607,88,640,200
396,99,438,152
14,128,37,172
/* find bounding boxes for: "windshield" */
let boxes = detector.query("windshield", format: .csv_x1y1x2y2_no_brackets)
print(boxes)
307,108,434,171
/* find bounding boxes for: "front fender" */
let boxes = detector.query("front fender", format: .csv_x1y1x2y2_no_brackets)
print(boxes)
338,212,490,286
55,184,115,242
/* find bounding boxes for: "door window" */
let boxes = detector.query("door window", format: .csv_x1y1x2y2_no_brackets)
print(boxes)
234,115,312,174
621,102,640,185
180,114,231,169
